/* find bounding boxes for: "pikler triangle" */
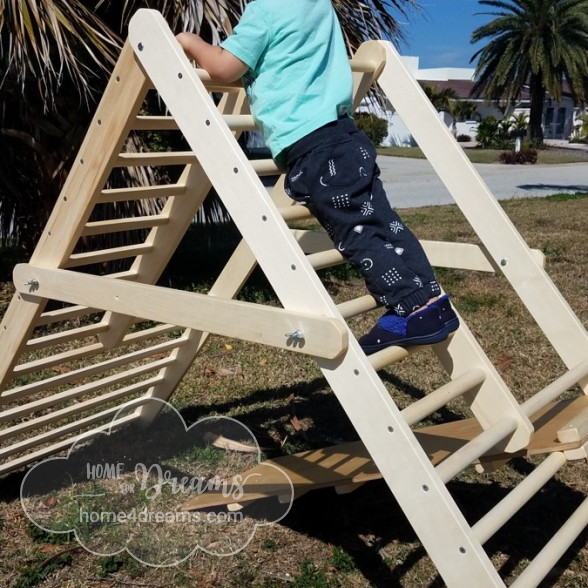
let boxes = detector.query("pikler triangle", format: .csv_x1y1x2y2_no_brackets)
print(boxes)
1,9,586,587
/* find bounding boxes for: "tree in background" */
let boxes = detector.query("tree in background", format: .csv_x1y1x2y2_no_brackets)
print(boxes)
420,84,459,112
0,0,420,255
470,0,588,143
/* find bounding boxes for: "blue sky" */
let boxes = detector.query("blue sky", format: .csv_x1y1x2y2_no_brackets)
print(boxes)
398,0,494,69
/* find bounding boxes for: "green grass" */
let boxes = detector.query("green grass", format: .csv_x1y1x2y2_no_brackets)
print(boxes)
377,145,588,164
1,195,587,588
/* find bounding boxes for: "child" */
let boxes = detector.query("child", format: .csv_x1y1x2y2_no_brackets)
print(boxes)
176,0,458,354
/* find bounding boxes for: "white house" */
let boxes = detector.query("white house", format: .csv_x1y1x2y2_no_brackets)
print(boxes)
371,56,578,147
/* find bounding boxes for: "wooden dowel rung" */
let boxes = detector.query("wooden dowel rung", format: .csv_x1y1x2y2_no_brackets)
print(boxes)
26,323,109,351
472,452,567,546
0,377,161,455
38,304,100,326
100,184,186,202
402,368,487,426
223,114,257,131
521,358,588,418
82,215,168,236
306,249,346,271
250,159,281,176
101,270,138,281
3,336,187,402
115,151,195,167
337,295,378,319
436,418,519,484
0,413,140,476
12,341,107,377
368,345,412,371
509,496,588,588
132,115,179,130
0,356,174,423
278,205,314,222
10,323,182,377
65,243,153,268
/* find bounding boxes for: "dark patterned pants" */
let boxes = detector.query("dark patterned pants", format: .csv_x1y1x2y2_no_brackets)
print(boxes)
285,116,441,316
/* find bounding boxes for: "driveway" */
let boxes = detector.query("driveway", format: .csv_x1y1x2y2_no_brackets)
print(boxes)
378,156,588,209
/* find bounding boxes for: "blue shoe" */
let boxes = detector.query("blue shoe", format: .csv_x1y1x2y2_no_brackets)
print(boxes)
431,294,460,333
359,306,448,355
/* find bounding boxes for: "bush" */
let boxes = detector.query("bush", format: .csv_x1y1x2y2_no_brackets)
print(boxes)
354,112,388,146
499,147,538,165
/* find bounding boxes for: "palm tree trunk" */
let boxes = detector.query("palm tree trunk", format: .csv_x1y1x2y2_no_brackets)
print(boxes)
528,72,545,142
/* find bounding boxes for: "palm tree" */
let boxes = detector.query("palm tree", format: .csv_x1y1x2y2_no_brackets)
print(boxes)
470,0,588,142
452,100,479,122
1,0,420,255
420,84,459,112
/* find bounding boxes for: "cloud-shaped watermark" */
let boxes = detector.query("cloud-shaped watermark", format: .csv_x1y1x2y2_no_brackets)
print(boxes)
21,398,294,567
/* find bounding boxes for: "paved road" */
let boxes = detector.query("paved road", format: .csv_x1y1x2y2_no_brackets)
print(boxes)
378,156,588,209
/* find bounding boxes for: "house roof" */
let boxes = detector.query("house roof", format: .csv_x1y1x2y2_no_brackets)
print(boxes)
423,79,574,103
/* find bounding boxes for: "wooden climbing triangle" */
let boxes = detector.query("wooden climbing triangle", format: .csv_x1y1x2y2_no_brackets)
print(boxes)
0,9,586,587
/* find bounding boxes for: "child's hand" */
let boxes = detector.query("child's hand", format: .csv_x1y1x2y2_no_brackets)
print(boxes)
174,32,248,83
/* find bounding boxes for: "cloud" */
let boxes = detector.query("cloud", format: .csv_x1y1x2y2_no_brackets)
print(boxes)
21,398,294,566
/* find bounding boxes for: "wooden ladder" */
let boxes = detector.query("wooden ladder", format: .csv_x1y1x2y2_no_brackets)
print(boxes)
1,9,586,587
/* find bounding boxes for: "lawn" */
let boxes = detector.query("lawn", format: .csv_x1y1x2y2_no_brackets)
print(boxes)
378,144,588,165
0,193,586,588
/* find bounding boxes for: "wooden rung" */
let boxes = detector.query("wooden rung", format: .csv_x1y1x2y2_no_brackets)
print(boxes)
115,151,195,167
435,417,519,483
337,295,378,319
522,358,588,418
25,323,109,351
0,412,140,476
105,270,139,281
0,377,161,456
306,249,346,271
65,243,154,267
509,496,588,588
402,368,488,426
420,397,588,461
37,304,101,326
278,205,314,222
82,215,168,236
11,323,180,377
0,356,174,424
368,345,411,370
2,336,187,402
223,114,257,131
250,158,281,176
132,115,179,130
100,183,186,202
472,451,568,545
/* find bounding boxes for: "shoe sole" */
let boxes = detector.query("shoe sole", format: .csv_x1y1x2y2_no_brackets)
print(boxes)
360,325,449,355
444,316,460,333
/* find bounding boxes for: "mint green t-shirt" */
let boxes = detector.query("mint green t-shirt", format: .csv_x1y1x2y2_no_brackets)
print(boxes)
221,0,353,162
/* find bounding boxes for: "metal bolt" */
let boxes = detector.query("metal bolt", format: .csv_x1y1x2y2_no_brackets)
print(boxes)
25,278,39,287
500,258,508,266
285,329,304,339
137,43,144,51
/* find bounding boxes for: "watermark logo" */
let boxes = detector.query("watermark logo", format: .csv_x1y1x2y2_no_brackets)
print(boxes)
20,398,294,566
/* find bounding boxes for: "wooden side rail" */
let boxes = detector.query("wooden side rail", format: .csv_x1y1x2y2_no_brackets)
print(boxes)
14,264,348,359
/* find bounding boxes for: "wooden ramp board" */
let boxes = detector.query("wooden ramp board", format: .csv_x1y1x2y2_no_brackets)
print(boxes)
182,397,588,511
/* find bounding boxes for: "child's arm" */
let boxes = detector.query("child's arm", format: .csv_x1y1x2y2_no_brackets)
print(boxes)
176,33,248,83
